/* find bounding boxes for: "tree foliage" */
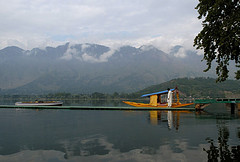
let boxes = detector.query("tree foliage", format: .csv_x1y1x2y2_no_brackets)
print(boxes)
194,0,240,82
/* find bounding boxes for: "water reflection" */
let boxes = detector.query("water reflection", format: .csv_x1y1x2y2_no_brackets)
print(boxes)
60,134,110,159
204,121,240,161
0,138,207,162
0,102,240,161
149,111,193,130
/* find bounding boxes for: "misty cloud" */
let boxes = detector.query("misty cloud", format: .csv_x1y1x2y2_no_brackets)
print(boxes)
61,45,81,61
81,44,91,52
174,47,187,58
61,43,115,63
82,49,115,63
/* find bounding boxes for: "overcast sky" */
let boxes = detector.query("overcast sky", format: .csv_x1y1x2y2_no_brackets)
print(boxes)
0,0,202,52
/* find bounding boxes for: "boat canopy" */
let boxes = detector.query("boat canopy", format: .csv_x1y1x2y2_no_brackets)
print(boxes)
141,88,175,97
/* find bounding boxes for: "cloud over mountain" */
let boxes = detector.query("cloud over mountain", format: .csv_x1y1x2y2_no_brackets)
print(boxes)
0,0,201,53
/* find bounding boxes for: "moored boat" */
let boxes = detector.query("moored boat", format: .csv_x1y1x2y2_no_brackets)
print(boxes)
123,87,193,108
15,100,63,106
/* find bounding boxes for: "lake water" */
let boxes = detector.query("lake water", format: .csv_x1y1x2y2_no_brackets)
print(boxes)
0,100,240,162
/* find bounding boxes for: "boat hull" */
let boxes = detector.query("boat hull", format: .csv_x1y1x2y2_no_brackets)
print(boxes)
123,101,194,108
15,101,63,106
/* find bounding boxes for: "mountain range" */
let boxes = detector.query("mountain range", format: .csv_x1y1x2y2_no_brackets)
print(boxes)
0,43,217,94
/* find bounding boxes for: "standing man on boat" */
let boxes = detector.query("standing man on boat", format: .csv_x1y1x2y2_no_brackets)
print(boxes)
167,88,173,107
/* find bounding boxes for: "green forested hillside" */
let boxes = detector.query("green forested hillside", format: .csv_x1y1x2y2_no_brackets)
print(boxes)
133,77,240,99
2,77,240,100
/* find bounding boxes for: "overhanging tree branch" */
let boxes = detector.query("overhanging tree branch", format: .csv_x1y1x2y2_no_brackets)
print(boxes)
194,0,240,82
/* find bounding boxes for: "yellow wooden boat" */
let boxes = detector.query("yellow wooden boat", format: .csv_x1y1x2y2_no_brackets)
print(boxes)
123,87,194,108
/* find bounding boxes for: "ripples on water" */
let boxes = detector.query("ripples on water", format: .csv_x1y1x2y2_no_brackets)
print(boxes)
0,100,239,161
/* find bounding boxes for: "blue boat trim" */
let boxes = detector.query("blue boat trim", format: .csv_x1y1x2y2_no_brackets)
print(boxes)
141,88,175,97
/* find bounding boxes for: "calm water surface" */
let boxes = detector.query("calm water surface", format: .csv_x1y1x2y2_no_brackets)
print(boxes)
0,100,240,162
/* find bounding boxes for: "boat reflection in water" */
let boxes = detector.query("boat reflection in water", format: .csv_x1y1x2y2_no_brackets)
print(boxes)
149,110,193,130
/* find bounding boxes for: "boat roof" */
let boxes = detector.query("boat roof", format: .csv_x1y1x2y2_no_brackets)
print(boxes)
141,88,175,97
